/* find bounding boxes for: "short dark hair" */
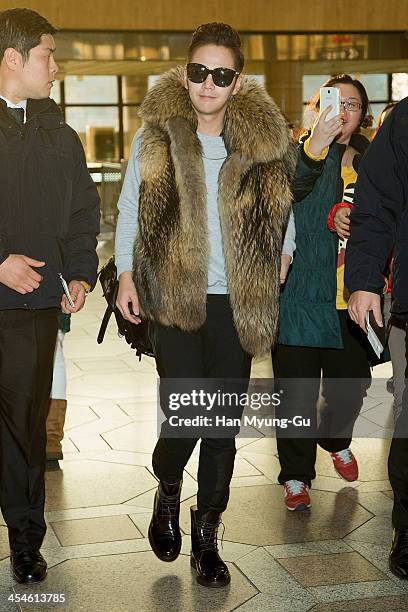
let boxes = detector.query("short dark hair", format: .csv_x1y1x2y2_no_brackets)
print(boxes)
0,8,56,64
188,22,244,72
310,74,372,128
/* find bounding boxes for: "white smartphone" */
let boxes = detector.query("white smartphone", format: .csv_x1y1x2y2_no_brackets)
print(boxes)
365,311,384,359
320,87,340,121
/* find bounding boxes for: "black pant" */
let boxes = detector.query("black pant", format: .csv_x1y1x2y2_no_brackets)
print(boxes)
151,295,251,517
273,310,371,487
389,328,408,528
0,309,58,550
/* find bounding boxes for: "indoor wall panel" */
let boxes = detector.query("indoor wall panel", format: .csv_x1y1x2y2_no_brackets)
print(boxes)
0,0,407,32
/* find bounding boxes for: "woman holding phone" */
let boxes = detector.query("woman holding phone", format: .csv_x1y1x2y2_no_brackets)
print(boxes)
274,74,373,511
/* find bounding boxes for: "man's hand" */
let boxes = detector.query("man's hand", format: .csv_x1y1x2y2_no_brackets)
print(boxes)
0,254,44,294
61,280,87,314
334,207,351,240
280,254,292,284
308,107,344,158
348,290,383,332
116,271,141,324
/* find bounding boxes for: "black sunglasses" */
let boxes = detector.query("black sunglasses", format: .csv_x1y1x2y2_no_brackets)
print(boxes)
186,62,239,88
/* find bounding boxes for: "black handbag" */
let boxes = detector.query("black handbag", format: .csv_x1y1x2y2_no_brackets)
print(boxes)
97,257,154,360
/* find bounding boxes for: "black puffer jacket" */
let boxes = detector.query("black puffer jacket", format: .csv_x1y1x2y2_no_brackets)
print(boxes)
345,97,408,318
0,97,100,309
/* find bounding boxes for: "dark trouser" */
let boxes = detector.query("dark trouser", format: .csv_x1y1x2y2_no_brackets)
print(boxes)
151,295,251,517
389,327,408,528
273,310,371,487
0,309,58,551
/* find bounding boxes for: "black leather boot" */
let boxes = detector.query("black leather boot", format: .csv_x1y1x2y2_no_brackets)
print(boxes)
148,480,182,562
190,505,230,587
390,528,408,578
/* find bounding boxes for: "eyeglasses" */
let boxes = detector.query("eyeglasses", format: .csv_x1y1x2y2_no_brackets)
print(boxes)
340,99,362,112
186,62,240,88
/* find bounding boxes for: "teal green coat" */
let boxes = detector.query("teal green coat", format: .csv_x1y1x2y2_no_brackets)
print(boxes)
58,313,71,333
279,142,343,348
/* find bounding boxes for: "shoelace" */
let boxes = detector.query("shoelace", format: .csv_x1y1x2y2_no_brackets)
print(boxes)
285,480,306,495
195,518,225,552
333,449,352,465
158,493,179,518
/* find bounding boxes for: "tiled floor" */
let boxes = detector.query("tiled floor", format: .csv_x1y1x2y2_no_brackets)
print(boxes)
0,240,407,611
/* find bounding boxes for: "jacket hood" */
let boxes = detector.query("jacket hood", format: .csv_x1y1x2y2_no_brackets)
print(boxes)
139,66,292,163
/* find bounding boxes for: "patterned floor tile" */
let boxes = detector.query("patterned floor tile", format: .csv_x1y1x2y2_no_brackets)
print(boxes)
102,421,158,454
265,539,353,559
180,485,372,546
308,579,408,603
344,515,393,546
50,515,143,546
343,491,393,516
234,547,314,600
15,552,257,612
235,592,316,611
310,595,408,611
44,460,156,510
278,551,386,586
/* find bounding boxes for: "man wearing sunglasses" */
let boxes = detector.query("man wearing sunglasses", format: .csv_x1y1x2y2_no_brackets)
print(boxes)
115,22,296,588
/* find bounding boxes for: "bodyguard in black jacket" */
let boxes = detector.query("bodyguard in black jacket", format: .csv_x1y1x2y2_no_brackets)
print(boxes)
0,96,99,308
346,98,408,319
345,98,408,580
0,9,99,584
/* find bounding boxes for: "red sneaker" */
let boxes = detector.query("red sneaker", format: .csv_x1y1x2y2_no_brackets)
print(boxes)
283,480,311,511
330,449,358,482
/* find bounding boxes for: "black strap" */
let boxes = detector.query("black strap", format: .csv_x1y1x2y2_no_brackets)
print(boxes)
97,306,113,344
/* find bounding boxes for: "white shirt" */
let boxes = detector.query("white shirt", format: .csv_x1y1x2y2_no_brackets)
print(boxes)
0,95,27,123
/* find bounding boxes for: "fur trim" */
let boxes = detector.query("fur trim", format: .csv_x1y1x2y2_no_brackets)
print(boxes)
135,68,297,355
139,66,293,163
218,154,293,354
135,122,208,330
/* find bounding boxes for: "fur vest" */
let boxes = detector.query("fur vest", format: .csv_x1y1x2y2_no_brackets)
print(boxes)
133,67,297,356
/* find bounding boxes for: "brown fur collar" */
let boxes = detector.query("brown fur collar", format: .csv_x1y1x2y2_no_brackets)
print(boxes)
139,66,292,163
